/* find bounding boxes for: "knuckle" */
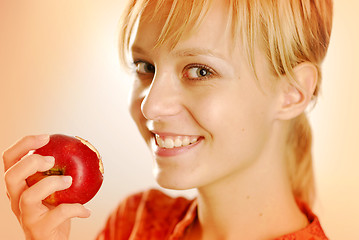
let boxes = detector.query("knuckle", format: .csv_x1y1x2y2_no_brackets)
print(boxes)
24,154,40,167
2,149,8,161
19,190,34,207
37,175,60,193
2,148,12,164
4,169,15,185
23,154,46,172
57,204,70,216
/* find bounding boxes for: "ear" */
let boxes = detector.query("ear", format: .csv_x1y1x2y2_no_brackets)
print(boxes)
276,62,318,120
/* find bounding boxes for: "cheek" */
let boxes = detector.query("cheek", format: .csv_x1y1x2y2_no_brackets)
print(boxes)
193,87,274,154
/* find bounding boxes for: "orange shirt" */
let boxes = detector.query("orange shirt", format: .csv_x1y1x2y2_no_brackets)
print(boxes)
96,189,328,240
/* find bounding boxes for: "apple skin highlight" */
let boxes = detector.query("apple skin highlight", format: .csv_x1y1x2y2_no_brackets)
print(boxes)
26,134,104,206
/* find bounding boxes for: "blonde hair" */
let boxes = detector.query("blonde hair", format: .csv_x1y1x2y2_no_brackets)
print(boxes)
119,0,333,206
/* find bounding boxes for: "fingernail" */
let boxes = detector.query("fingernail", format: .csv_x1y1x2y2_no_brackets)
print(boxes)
62,176,72,185
38,134,50,141
45,156,55,164
85,207,92,214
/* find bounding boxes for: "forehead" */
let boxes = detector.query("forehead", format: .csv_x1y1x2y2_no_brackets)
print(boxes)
133,0,233,55
130,0,278,93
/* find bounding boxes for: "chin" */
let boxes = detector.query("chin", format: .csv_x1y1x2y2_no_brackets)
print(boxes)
153,167,198,191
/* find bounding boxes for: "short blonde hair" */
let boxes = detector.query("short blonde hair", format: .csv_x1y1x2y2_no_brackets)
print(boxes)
119,0,333,206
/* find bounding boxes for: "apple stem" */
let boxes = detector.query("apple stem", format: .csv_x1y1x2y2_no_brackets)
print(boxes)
44,169,64,176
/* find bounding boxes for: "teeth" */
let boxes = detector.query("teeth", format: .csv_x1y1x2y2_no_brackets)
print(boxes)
155,135,200,149
174,138,182,147
164,138,174,148
182,137,190,146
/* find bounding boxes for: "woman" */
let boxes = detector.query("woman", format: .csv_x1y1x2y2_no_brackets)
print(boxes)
2,0,333,239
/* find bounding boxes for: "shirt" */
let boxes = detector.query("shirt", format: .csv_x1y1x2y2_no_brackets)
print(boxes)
96,189,328,240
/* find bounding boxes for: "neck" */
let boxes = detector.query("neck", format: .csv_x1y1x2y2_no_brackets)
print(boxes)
192,122,309,240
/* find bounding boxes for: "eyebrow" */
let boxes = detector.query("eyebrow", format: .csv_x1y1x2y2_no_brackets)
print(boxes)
131,45,148,55
172,48,226,60
131,45,226,60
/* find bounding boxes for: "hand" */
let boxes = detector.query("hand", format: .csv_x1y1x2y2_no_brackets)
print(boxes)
3,135,91,240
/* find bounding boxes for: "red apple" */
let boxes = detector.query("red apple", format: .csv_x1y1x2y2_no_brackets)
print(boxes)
26,134,104,206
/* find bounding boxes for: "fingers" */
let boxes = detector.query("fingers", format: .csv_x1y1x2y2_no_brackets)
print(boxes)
19,175,73,217
2,134,50,172
17,174,91,240
2,134,92,240
20,177,90,239
21,203,91,240
4,154,55,216
5,154,55,198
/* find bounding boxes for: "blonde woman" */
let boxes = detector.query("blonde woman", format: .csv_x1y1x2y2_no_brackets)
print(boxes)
3,0,333,239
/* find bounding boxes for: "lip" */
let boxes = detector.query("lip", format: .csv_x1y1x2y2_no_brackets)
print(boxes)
150,132,204,157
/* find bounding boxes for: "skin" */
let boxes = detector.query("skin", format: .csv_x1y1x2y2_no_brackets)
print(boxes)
129,0,316,239
2,135,91,240
2,0,317,239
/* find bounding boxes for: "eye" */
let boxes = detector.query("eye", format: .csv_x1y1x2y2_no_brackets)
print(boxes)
133,61,155,74
183,64,214,80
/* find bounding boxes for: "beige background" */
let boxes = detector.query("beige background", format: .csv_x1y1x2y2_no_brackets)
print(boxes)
0,1,358,239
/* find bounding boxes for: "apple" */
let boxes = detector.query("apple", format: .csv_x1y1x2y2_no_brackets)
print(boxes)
26,134,104,206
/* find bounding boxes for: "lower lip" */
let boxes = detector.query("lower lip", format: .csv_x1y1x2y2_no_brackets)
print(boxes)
153,138,203,157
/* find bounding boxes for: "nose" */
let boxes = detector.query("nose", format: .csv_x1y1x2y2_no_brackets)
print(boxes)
141,71,182,121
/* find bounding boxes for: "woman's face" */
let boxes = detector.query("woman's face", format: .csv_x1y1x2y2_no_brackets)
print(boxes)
129,1,282,190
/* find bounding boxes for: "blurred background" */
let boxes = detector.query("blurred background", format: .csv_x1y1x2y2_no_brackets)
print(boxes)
0,0,358,239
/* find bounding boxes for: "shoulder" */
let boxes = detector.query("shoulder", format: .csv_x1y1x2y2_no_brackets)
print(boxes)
96,189,194,240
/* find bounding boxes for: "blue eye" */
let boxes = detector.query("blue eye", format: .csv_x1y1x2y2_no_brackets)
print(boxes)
134,61,155,74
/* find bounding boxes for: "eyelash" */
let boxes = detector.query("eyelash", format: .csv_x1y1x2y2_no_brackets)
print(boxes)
132,60,155,75
131,60,217,81
183,63,216,81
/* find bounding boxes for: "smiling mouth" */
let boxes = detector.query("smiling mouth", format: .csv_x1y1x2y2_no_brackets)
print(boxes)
155,134,201,149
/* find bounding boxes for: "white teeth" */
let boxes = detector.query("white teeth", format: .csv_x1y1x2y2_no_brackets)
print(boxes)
155,135,200,149
164,138,174,148
174,138,182,147
182,137,190,146
157,137,164,147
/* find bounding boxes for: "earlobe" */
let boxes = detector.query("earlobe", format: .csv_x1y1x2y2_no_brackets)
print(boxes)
276,62,318,120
